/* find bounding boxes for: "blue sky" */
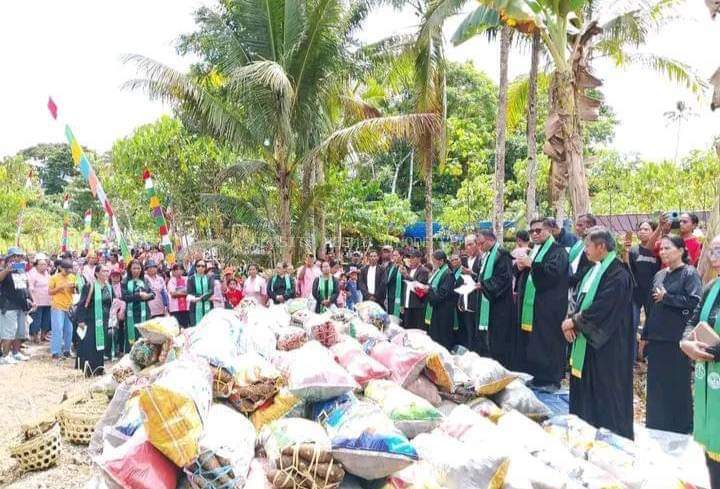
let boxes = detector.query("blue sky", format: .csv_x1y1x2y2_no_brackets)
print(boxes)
1,0,718,161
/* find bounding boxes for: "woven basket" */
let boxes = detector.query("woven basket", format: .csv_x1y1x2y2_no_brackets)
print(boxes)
10,422,61,473
58,395,108,445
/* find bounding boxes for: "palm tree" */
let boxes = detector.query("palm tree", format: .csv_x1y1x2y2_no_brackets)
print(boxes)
663,100,698,164
492,26,512,241
525,31,541,223
425,0,704,219
125,0,436,262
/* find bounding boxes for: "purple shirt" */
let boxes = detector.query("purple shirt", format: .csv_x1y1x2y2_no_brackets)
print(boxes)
145,273,167,317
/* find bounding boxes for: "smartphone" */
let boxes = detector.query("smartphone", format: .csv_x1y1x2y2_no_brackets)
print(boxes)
12,262,26,273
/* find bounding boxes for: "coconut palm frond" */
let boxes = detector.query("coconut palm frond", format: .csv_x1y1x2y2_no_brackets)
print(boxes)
451,5,501,46
624,53,708,95
215,160,269,185
506,72,552,131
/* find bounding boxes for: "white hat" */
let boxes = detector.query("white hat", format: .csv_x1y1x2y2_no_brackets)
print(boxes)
35,253,49,261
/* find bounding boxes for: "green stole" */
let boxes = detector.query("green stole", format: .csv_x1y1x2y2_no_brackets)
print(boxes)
126,279,147,345
389,265,402,317
76,274,85,292
694,279,720,455
453,268,462,331
425,264,449,326
478,243,499,331
568,240,585,271
92,282,110,351
520,237,555,332
569,251,617,378
319,276,334,312
194,274,211,324
271,275,291,297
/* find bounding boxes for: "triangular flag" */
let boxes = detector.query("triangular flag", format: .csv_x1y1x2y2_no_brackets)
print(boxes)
48,97,58,120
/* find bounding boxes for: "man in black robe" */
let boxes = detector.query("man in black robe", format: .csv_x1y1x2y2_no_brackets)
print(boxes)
568,214,598,291
459,234,483,352
475,230,515,368
562,227,634,439
385,249,406,320
515,217,569,388
267,262,295,304
401,249,429,329
359,249,386,307
421,251,457,350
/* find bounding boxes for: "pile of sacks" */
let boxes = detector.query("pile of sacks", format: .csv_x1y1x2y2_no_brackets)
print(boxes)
84,300,695,489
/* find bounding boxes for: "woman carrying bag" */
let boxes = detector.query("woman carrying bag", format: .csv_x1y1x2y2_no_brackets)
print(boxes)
76,265,113,376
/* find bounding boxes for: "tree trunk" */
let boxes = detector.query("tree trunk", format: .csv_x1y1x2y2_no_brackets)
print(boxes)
407,150,414,201
548,70,590,220
525,31,540,224
314,160,325,256
421,148,434,262
492,26,512,243
277,168,293,263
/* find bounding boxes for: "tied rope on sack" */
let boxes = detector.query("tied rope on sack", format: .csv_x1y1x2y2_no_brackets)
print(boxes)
273,444,342,489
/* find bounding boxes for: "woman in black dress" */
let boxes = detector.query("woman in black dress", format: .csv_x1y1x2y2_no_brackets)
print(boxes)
423,251,457,350
121,259,155,353
76,265,113,376
642,235,702,433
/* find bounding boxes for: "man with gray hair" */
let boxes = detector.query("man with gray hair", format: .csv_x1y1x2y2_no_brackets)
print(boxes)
458,233,483,352
561,226,634,439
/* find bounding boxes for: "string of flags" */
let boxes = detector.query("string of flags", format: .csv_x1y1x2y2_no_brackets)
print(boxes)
83,210,92,251
47,96,131,261
143,169,175,264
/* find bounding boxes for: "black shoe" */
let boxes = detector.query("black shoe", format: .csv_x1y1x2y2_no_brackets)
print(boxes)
63,351,71,358
52,354,60,360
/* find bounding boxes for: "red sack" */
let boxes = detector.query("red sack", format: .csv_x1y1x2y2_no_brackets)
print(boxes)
104,439,178,489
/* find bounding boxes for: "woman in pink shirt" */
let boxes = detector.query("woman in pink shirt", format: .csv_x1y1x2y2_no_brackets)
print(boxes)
296,254,320,298
167,264,190,328
28,255,52,343
144,261,168,318
243,264,267,305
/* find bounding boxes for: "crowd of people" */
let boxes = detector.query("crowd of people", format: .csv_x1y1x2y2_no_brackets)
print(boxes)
0,210,718,487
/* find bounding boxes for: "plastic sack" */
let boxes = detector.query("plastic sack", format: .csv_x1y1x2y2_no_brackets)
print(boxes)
188,318,241,372
185,403,256,489
136,316,180,344
250,389,301,430
225,352,284,413
309,393,357,423
405,375,442,407
245,458,275,489
130,339,161,368
543,415,599,458
324,399,418,480
502,451,573,489
382,460,444,489
364,380,443,439
259,418,332,463
276,326,308,351
310,320,341,348
198,308,244,343
491,380,552,420
355,301,390,329
239,323,278,360
437,405,496,441
114,396,143,438
139,358,213,467
454,352,515,396
111,354,142,384
366,340,427,387
466,397,503,422
287,341,358,402
436,400,459,417
331,338,391,386
346,318,386,343
99,429,178,489
268,443,345,489
286,298,309,315
412,430,509,489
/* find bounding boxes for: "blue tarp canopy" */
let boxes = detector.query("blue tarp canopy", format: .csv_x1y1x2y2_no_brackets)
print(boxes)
403,220,516,239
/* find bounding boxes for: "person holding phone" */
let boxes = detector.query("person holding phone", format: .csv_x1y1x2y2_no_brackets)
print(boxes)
642,235,702,434
0,247,33,364
188,259,215,325
681,234,720,488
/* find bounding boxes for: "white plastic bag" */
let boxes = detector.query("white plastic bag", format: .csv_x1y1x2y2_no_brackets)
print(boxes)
364,380,443,439
287,341,358,401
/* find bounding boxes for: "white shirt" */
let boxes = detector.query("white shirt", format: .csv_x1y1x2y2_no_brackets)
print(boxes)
367,266,376,295
468,255,477,272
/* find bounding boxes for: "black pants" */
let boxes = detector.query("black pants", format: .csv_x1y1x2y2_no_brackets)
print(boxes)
709,453,720,489
172,310,191,328
646,340,693,434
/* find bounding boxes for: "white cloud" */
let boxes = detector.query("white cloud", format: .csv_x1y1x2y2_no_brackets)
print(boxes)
1,0,718,161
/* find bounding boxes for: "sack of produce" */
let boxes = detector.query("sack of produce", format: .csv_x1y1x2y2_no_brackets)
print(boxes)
364,380,443,439
250,389,300,430
129,338,161,368
268,444,345,489
136,316,180,344
286,298,308,315
381,460,444,489
331,338,390,387
405,374,441,407
412,430,509,489
99,428,178,489
355,301,390,329
197,308,244,342
491,380,551,420
239,323,278,360
111,354,142,384
185,403,256,489
114,396,144,438
346,318,386,343
436,400,459,417
309,319,341,348
139,358,213,467
259,417,332,462
287,341,358,402
454,352,515,396
466,397,502,422
437,404,496,441
276,326,308,351
543,415,599,458
245,458,274,489
502,451,573,489
187,318,241,372
309,393,357,423
324,399,418,480
366,340,427,387
225,352,284,413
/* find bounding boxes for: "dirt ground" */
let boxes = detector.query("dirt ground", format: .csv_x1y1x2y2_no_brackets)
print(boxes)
0,343,107,489
0,342,651,489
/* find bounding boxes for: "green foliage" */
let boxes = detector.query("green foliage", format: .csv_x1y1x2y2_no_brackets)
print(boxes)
18,143,80,195
438,171,494,232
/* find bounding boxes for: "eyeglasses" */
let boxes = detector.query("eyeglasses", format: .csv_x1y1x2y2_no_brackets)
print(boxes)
529,228,543,235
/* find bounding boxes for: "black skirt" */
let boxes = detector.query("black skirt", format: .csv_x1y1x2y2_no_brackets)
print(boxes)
646,340,693,434
76,322,108,377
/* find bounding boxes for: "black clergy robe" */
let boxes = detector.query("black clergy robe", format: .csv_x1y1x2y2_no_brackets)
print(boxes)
569,259,634,439
515,241,569,385
402,266,429,329
458,254,483,353
427,267,458,350
478,248,515,368
267,274,295,303
312,276,340,313
187,274,215,326
385,265,404,318
359,265,386,308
